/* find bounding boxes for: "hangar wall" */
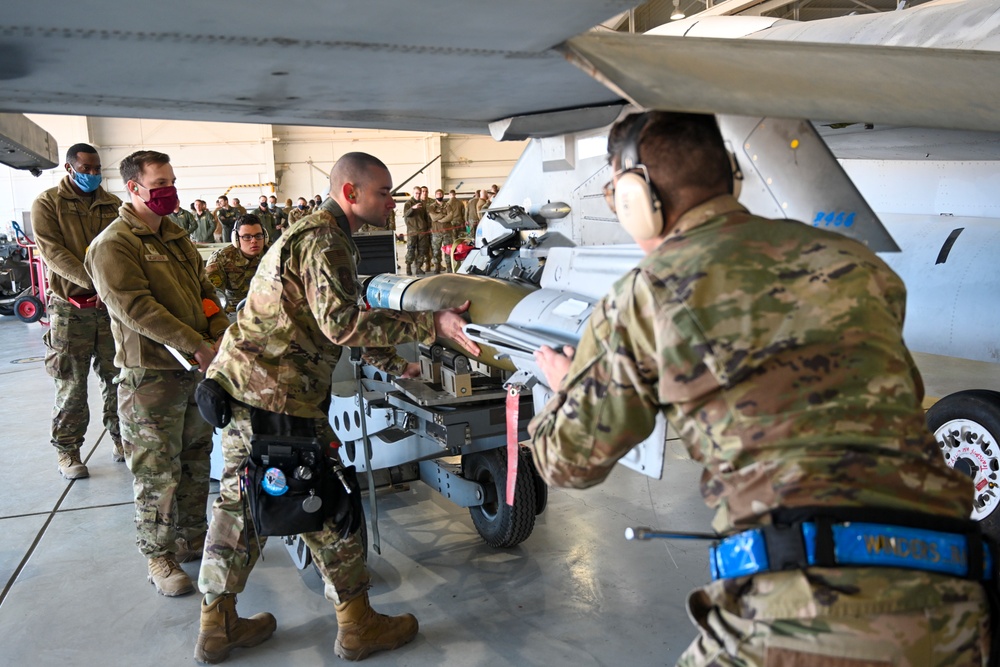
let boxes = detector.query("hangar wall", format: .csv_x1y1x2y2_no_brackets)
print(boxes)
0,114,527,236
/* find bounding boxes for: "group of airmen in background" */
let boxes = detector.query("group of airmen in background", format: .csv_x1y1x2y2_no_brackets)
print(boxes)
401,184,498,275
166,193,325,245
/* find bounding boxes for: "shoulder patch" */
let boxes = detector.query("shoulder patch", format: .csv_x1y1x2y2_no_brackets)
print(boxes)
323,245,350,267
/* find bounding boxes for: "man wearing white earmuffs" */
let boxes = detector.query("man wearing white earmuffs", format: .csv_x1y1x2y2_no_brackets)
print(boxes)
205,213,269,317
529,111,992,666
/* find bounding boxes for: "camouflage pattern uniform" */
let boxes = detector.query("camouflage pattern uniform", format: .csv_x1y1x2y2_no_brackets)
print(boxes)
287,205,309,226
528,195,991,666
427,199,455,273
190,211,217,243
199,199,436,604
32,175,123,457
85,204,230,558
464,196,478,235
403,196,430,274
205,243,265,315
214,207,239,242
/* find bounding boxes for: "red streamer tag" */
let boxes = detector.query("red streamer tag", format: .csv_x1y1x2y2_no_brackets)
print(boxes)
505,387,520,506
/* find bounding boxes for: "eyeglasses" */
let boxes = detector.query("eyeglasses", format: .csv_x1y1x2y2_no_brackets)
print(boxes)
602,180,617,214
238,233,265,241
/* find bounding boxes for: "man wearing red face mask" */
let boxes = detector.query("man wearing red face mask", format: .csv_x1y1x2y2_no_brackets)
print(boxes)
85,150,230,598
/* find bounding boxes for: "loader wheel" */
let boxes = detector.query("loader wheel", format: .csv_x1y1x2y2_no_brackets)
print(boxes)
927,390,1000,542
464,447,538,548
14,295,44,323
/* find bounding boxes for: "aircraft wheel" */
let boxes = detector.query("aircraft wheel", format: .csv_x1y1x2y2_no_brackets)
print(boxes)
464,447,538,548
14,295,44,323
927,390,1000,541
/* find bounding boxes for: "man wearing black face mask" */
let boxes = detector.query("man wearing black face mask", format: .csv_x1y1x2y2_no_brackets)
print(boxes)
253,196,277,241
32,142,124,479
85,150,230,598
288,197,310,226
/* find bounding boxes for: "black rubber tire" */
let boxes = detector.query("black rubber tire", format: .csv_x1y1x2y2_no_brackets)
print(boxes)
520,445,548,516
464,447,538,548
13,295,44,323
926,389,1000,542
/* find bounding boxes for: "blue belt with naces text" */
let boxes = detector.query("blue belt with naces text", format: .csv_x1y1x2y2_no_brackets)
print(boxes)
710,521,994,581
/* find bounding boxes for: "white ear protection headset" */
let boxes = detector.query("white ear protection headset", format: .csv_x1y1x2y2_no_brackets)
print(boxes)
613,113,665,241
231,216,269,248
614,114,745,241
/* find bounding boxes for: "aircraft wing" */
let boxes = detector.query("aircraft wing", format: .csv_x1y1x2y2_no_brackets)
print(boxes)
0,1,633,135
560,32,1000,133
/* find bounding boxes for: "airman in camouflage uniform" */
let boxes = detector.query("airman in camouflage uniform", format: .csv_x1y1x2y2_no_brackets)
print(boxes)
529,112,992,666
403,191,429,275
465,190,481,236
427,189,458,273
32,143,123,478
205,214,268,316
195,152,480,664
287,197,311,226
85,150,229,599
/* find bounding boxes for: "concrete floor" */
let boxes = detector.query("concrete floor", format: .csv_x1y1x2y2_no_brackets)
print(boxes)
0,314,715,667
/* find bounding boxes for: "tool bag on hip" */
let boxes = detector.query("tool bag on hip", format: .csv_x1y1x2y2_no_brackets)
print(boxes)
241,434,363,538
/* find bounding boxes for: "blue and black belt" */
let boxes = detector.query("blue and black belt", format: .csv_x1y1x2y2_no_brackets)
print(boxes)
627,508,997,665
710,519,994,581
707,507,995,582
709,508,998,667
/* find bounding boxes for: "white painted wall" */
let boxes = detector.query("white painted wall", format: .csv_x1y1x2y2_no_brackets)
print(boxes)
0,114,527,239
273,126,443,201
90,117,276,213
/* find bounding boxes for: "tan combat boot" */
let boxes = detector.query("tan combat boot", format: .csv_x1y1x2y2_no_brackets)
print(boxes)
334,591,418,661
405,263,413,276
57,449,89,480
147,555,194,597
195,594,276,664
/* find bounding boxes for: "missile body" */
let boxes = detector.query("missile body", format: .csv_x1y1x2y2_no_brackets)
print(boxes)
366,273,536,370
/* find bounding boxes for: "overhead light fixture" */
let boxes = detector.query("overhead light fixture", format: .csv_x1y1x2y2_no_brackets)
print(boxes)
670,0,685,20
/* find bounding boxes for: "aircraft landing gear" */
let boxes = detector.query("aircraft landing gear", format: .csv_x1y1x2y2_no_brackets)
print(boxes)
927,389,1000,541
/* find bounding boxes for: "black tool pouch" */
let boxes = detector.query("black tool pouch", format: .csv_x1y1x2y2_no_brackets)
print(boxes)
241,434,363,538
195,378,233,428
